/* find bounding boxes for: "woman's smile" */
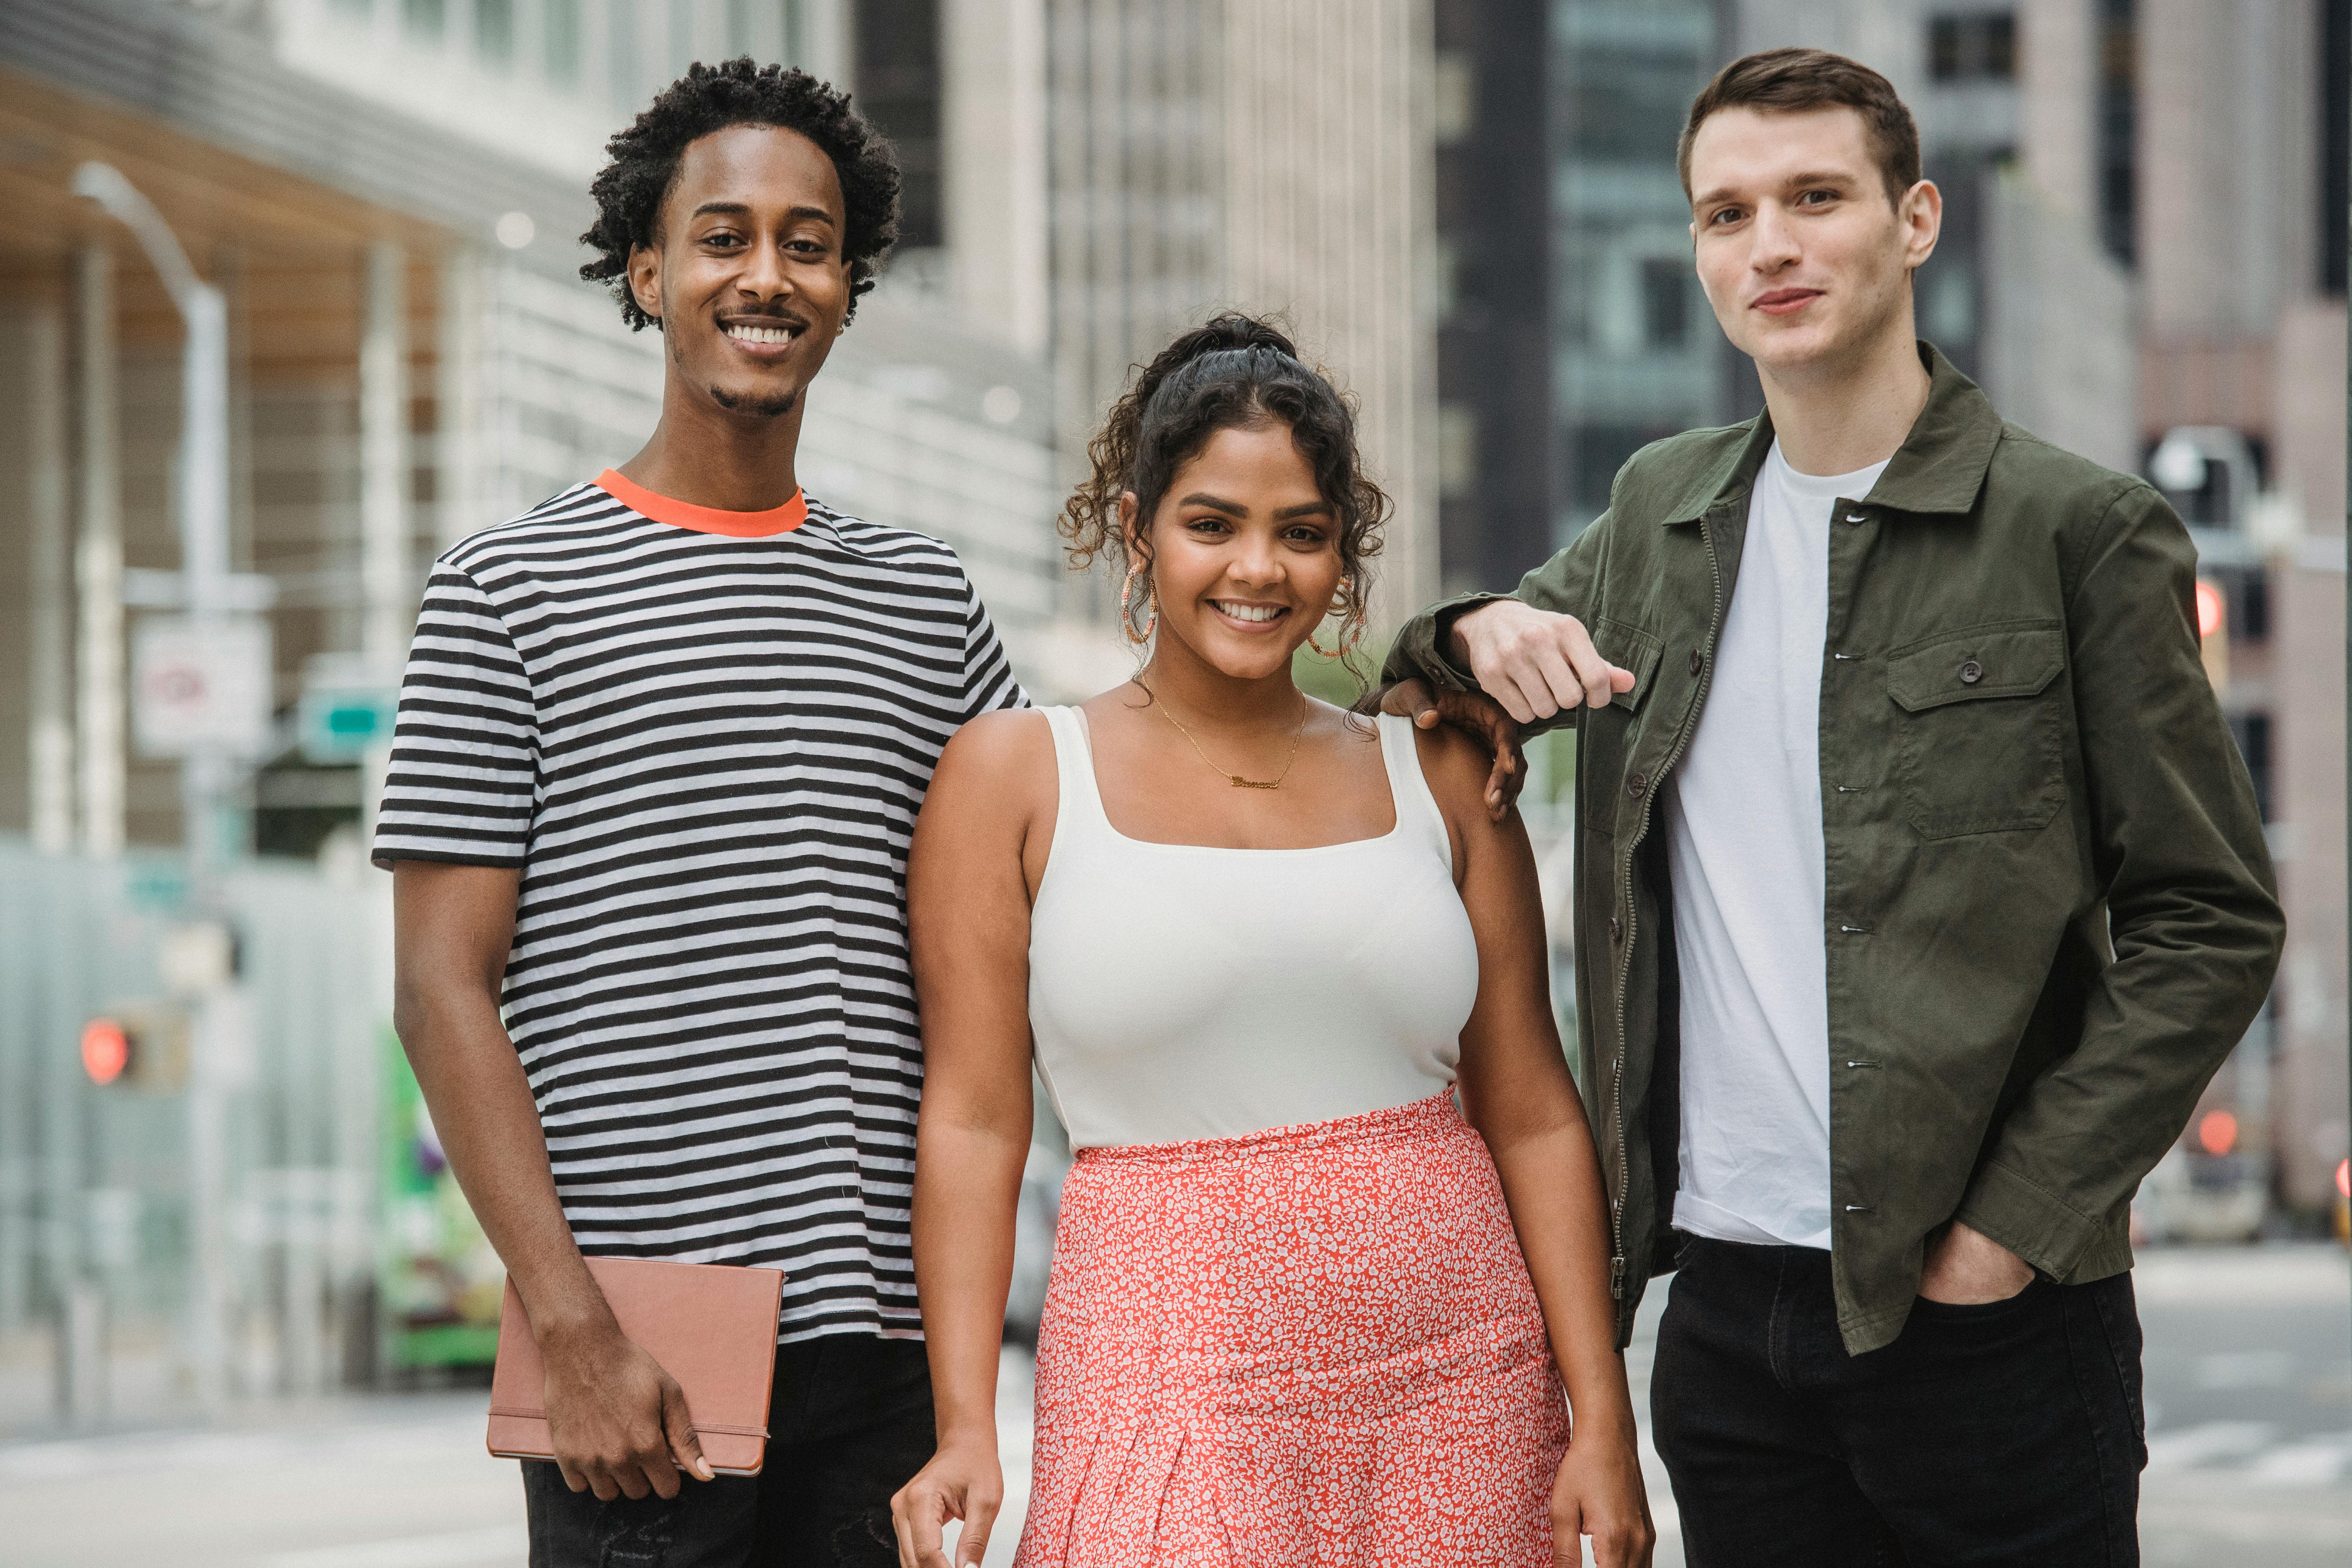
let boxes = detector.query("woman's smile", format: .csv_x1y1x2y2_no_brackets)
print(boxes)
1208,598,1291,631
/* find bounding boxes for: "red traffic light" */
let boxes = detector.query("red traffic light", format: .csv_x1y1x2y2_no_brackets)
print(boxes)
2194,579,2225,641
81,1018,131,1086
2195,1108,2237,1156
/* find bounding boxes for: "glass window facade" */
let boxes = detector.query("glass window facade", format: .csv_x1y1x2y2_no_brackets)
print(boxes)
1552,2,1715,543
856,0,944,250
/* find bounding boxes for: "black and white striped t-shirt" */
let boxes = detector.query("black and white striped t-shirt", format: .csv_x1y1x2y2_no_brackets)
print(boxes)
373,475,1025,1341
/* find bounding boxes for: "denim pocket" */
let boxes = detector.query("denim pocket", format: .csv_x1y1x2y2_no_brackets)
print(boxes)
1909,1273,2051,1321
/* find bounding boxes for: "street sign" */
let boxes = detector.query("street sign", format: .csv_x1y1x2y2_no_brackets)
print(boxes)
296,685,397,763
297,653,399,764
131,616,273,758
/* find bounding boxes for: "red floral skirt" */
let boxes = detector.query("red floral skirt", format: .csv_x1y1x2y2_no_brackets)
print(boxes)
1014,1092,1570,1567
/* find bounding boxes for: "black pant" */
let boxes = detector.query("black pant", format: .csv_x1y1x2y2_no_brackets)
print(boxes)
1651,1235,2146,1568
523,1335,935,1568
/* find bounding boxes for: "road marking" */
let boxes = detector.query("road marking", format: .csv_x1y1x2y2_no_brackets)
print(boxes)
0,1413,484,1485
2246,1433,2352,1487
2145,1420,2278,1471
2138,1492,2352,1546
2194,1349,2292,1389
258,1526,527,1568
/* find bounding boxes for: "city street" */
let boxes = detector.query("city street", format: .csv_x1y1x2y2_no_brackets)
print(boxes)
0,1245,2340,1566
0,2,2341,1565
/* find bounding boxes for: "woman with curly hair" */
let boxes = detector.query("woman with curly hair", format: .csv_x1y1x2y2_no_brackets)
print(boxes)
892,317,1654,1567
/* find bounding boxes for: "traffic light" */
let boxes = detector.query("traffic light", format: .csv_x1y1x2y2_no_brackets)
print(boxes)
79,1003,190,1093
2195,577,2227,691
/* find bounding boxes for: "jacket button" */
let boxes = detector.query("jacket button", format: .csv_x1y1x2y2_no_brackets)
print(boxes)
1688,649,1703,675
1958,659,1984,685
1627,770,1648,798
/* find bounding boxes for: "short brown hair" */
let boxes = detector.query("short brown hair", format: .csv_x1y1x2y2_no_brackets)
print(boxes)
1677,48,1921,208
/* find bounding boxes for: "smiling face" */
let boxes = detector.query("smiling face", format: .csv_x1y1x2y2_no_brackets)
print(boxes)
626,123,851,420
1125,421,1346,683
1686,105,1939,379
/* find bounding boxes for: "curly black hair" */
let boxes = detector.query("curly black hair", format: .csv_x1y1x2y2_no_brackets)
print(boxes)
579,58,901,331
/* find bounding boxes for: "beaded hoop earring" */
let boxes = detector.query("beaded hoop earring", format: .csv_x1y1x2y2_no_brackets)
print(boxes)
1307,591,1362,659
1120,562,1158,645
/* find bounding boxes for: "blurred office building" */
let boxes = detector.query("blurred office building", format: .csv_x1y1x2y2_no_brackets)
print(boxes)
1535,2,1719,558
1046,0,1444,628
1443,0,2346,1224
1702,0,2348,1227
0,0,1072,1427
0,0,2344,1438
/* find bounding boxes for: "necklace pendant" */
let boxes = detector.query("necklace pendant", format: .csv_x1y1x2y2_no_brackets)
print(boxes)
1231,776,1279,789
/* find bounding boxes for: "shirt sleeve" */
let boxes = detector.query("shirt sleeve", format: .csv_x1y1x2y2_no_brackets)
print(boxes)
960,569,1030,718
1380,506,1610,737
371,560,538,869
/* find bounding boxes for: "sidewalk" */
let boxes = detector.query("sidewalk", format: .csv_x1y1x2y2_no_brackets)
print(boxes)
0,1392,519,1568
0,1245,2342,1566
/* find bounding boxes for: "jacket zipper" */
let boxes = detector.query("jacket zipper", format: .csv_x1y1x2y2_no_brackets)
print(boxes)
1608,511,1726,1301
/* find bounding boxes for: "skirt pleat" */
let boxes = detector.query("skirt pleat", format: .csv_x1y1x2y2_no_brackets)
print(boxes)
1014,1092,1571,1567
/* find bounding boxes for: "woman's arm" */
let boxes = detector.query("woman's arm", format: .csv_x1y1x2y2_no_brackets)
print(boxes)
1418,724,1655,1568
892,710,1056,1568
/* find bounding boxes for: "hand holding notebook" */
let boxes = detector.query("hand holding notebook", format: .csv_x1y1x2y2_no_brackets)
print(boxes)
488,1257,787,1488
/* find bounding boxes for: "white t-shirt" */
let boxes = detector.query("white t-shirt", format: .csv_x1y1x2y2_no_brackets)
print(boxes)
1667,439,1890,1251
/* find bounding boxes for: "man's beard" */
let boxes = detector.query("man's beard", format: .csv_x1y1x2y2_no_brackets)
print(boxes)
709,384,797,418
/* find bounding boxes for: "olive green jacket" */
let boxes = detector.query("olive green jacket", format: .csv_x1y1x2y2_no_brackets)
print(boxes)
1389,347,2283,1354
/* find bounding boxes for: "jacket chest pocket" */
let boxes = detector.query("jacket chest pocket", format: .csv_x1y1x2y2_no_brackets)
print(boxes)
1885,622,2068,839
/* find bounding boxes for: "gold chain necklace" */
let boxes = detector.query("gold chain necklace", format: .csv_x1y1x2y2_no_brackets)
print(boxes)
1137,680,1308,789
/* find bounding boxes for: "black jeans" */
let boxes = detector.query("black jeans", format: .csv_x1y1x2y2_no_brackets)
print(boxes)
1651,1235,2146,1568
523,1335,935,1568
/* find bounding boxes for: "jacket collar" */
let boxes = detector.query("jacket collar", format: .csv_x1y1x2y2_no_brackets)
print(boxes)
1660,342,2003,524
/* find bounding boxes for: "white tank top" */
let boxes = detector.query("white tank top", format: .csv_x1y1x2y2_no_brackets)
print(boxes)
1027,706,1479,1148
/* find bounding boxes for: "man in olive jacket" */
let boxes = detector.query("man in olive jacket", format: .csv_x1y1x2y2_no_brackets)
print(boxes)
1386,50,2281,1566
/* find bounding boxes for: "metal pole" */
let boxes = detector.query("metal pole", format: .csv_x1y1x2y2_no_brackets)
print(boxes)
360,243,410,858
436,244,483,552
27,303,73,855
360,241,410,677
69,163,234,870
71,162,238,1410
75,245,125,860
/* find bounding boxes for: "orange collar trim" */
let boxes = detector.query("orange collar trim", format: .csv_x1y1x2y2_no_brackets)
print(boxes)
595,469,809,537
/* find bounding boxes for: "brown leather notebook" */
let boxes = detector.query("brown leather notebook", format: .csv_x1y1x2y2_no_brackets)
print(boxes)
486,1257,786,1477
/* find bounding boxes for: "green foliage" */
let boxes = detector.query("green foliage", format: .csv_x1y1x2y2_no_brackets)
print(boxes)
1290,632,1391,710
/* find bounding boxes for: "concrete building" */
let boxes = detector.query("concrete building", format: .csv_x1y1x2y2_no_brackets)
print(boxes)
2077,0,2346,1220
1712,0,2347,1220
2131,0,2351,1219
1043,0,1444,633
0,0,1067,858
0,0,1070,1421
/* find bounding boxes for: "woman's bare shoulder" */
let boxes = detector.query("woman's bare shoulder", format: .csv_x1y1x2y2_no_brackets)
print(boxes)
932,708,1057,801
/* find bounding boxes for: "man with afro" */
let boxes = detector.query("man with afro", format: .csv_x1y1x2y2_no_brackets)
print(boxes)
374,59,1024,1564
